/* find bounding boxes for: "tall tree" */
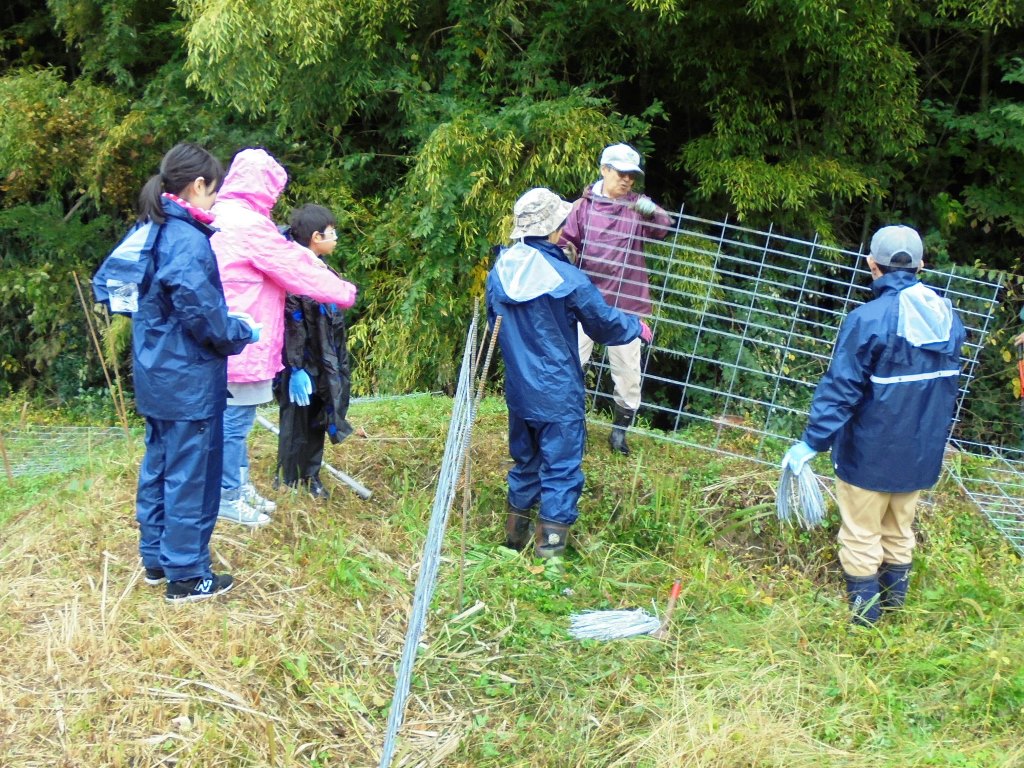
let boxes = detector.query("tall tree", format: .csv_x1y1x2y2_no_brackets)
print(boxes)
1,0,1022,411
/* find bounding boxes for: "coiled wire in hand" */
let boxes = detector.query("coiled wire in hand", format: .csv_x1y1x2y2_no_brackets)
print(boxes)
776,463,826,528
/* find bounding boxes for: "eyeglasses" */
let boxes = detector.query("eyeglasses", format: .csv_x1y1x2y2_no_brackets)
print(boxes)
320,229,338,241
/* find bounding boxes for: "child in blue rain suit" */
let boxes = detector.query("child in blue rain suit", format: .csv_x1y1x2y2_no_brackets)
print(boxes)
131,143,258,602
486,188,653,558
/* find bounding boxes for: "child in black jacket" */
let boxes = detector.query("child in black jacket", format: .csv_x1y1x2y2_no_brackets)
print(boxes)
275,204,354,499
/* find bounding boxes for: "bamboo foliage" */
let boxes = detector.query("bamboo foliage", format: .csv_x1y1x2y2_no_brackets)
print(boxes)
0,0,1022,420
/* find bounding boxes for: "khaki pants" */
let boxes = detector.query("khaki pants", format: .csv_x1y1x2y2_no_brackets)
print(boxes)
578,326,642,411
836,479,920,577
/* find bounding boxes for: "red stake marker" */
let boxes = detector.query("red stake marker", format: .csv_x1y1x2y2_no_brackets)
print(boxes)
651,580,683,640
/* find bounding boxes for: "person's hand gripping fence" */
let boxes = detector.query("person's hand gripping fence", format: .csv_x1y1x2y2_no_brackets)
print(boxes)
634,196,658,218
777,441,825,528
639,320,654,344
288,368,313,407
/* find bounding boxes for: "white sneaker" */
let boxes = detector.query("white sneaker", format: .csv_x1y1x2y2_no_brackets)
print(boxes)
242,483,276,513
218,497,271,527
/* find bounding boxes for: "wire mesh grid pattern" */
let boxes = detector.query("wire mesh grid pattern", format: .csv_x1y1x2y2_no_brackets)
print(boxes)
577,205,1024,554
945,440,1024,557
379,310,484,768
0,425,133,479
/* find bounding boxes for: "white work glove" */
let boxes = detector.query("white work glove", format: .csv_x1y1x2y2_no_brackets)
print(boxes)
634,196,658,217
781,441,817,473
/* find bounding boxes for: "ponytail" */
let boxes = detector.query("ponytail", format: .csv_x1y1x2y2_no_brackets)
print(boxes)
138,174,166,224
137,142,225,224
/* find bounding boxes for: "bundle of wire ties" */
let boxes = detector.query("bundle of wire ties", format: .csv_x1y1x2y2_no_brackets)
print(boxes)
776,461,826,529
568,609,661,641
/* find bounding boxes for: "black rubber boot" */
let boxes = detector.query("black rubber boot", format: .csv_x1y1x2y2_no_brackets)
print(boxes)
504,501,534,551
306,475,331,500
844,571,881,626
608,405,635,456
878,562,912,611
534,518,570,559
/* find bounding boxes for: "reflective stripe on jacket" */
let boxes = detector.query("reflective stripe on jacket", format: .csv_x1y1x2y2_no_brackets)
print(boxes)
801,271,967,493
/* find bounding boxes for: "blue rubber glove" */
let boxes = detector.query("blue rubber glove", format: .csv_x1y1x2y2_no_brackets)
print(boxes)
782,441,817,473
634,196,657,217
229,311,261,343
288,368,313,407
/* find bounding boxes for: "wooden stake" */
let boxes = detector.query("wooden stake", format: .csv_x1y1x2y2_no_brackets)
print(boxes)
72,271,131,438
0,431,14,483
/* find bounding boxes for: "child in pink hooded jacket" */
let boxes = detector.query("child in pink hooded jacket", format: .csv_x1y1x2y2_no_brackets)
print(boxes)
211,148,357,525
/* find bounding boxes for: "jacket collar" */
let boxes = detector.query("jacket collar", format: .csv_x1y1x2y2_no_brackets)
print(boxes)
522,236,570,264
161,197,217,236
871,270,919,297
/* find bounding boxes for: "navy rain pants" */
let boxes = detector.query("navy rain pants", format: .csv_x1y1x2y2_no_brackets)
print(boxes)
507,415,586,525
136,415,223,581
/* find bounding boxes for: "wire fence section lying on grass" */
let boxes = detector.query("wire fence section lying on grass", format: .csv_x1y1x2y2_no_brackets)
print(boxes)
0,425,133,480
581,206,1000,462
946,439,1024,557
378,310,484,768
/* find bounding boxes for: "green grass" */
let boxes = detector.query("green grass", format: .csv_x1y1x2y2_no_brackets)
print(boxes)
0,392,1022,766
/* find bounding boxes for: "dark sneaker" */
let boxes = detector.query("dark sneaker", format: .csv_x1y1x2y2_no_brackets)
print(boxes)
144,567,166,586
165,573,234,603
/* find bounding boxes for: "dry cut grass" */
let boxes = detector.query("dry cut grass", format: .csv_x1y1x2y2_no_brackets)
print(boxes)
1,394,1023,767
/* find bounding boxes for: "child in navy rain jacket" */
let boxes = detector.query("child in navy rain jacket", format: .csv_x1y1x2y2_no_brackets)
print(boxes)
486,188,652,558
131,143,257,603
783,225,966,624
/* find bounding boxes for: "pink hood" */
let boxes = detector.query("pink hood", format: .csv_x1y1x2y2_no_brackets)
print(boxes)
211,148,357,384
216,148,287,217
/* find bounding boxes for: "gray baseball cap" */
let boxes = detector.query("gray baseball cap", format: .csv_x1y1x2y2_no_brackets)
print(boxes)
869,225,923,267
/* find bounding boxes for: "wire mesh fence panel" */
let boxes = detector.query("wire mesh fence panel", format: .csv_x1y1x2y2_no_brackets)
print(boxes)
0,426,135,479
946,439,1024,557
379,310,489,768
576,205,1020,551
579,206,1000,462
